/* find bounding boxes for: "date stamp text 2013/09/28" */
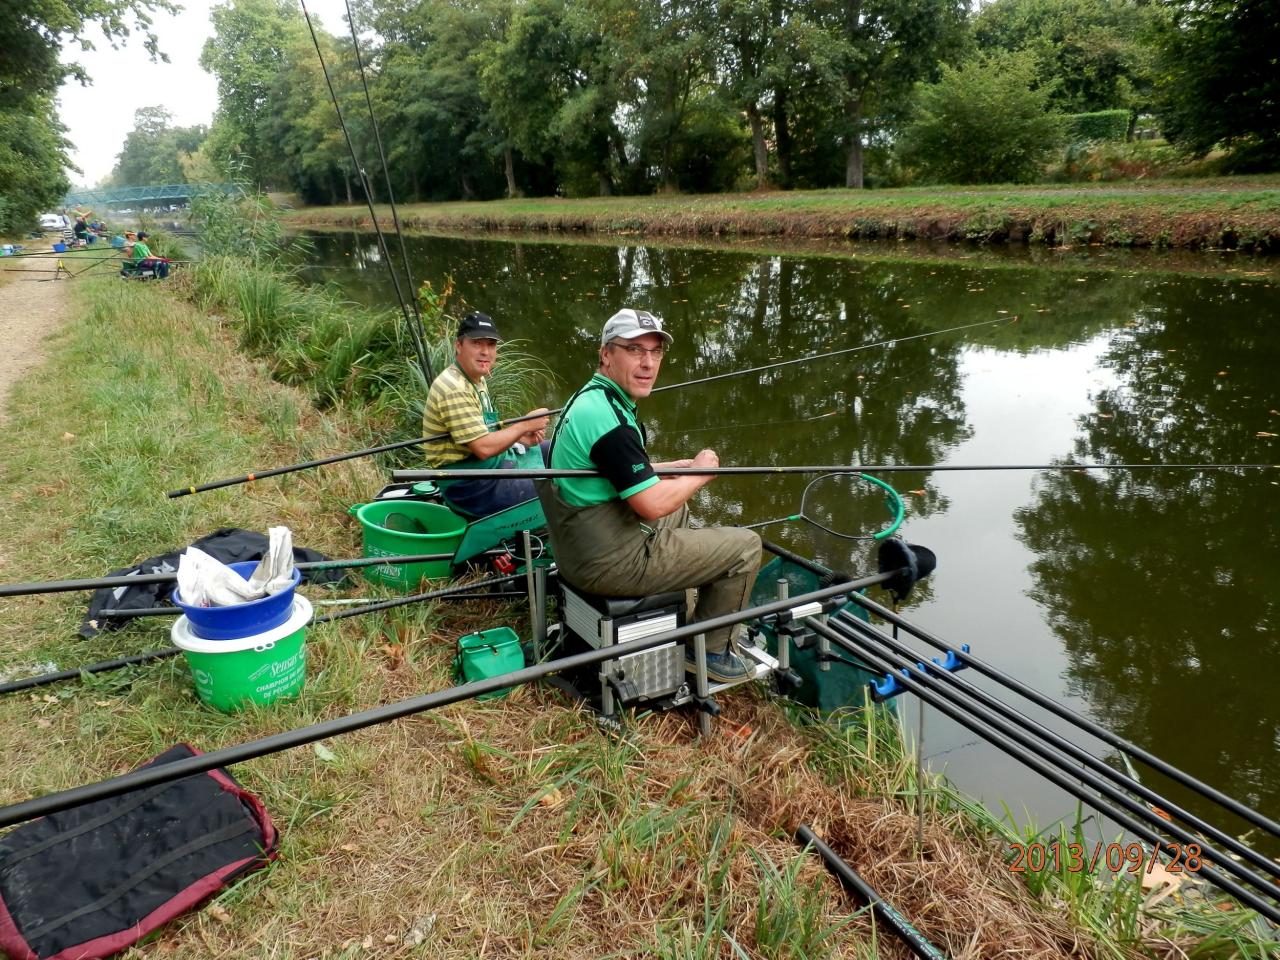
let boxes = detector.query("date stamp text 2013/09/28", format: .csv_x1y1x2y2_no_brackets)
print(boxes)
1008,842,1204,875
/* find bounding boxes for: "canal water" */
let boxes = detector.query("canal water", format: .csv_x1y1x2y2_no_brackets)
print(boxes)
300,231,1279,855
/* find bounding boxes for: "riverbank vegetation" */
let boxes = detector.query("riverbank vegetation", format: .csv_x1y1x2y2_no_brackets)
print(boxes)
285,178,1280,251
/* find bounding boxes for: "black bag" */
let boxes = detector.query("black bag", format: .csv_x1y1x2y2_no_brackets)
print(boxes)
0,744,278,960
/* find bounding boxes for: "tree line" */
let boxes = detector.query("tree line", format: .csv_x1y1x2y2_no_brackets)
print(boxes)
1,0,1277,232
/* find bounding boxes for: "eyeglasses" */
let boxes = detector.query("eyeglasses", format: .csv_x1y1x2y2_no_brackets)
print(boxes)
609,342,667,359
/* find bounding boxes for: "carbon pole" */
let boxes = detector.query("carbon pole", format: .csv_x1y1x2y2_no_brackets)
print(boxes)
166,320,1011,499
812,618,1280,919
297,0,432,382
0,552,504,598
796,825,949,960
843,592,1280,841
0,572,890,828
0,571,529,697
834,613,1280,885
393,463,1278,482
101,591,526,619
342,0,433,382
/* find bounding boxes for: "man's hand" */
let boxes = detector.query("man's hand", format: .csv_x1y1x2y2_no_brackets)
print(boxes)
518,407,550,445
689,449,719,476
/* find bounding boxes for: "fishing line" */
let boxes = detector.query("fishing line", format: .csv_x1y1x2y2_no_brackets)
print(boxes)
167,316,1011,497
298,0,432,383
341,0,432,380
651,315,1014,394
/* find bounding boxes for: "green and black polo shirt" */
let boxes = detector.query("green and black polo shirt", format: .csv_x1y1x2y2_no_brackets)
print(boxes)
550,373,658,507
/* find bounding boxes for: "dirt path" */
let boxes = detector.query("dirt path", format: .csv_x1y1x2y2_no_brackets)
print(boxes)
0,254,73,426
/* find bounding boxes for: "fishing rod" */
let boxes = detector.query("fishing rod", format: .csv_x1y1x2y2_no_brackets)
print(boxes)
166,317,1009,498
796,825,949,960
0,572,889,827
99,590,525,620
834,612,1280,885
298,0,433,384
0,551,508,598
0,569,528,697
393,462,1279,482
844,591,1280,841
811,619,1280,920
341,0,432,375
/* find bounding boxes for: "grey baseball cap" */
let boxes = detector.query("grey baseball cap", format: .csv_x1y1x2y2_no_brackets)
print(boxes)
600,308,673,347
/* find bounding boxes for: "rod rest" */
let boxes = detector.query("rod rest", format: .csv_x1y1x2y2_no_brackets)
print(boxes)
870,643,971,702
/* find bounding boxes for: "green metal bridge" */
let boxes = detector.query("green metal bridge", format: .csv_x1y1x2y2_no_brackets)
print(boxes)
63,183,239,209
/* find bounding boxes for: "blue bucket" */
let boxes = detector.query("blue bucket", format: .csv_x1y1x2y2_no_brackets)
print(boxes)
172,561,302,640
51,242,67,253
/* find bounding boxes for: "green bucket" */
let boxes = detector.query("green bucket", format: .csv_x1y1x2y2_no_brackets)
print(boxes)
171,597,311,713
348,500,467,591
454,627,524,701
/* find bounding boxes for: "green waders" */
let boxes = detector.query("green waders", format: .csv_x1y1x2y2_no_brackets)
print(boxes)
537,481,761,654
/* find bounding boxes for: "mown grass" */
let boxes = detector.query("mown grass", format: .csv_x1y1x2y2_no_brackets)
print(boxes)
285,178,1280,252
0,258,1272,958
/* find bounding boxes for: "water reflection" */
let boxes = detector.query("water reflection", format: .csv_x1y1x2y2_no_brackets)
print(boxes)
1016,279,1280,822
300,231,1280,848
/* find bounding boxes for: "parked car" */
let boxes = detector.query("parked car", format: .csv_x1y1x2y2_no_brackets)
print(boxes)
39,213,66,230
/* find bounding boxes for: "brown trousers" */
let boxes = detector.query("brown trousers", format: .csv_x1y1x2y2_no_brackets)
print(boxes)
538,481,761,653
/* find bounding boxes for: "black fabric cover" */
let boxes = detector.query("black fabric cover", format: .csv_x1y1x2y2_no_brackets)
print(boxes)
80,528,346,637
0,744,278,960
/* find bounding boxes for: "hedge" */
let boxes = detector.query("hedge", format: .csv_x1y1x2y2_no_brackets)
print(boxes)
1065,110,1130,143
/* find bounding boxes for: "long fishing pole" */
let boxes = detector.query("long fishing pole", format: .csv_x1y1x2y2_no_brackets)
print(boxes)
166,317,1010,498
810,619,1280,921
796,825,949,960
393,462,1278,482
297,0,432,383
0,569,529,697
843,591,1280,840
0,551,507,599
100,590,526,620
835,613,1280,884
341,0,432,376
0,572,888,827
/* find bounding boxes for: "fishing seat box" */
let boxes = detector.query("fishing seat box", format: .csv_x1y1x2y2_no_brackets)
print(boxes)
557,584,686,703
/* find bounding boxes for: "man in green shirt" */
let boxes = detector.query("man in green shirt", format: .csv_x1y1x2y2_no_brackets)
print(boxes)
423,312,550,518
542,309,760,683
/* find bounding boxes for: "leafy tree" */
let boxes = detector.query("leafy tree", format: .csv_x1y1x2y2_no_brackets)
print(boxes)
200,0,305,187
618,0,738,191
808,0,967,189
0,95,71,232
1,0,172,106
900,50,1064,184
974,0,1158,115
109,107,207,185
476,0,567,197
1153,0,1280,167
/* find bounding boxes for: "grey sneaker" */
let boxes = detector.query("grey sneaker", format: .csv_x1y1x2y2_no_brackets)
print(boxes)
685,648,753,683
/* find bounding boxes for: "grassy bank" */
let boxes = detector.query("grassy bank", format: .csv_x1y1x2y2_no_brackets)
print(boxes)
285,177,1280,253
0,266,1271,957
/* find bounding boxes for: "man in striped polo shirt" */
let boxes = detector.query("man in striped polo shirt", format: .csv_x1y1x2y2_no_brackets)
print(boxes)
423,312,550,518
539,309,760,683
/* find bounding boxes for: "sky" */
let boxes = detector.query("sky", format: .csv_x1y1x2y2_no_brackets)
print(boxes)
57,0,351,187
